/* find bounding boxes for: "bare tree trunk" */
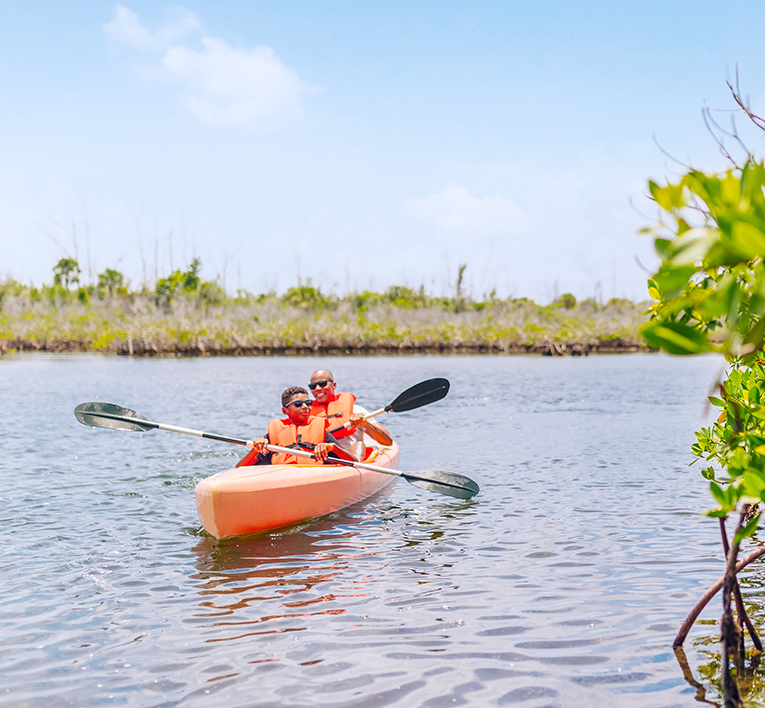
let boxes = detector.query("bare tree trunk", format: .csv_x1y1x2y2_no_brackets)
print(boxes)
720,518,762,652
721,513,746,708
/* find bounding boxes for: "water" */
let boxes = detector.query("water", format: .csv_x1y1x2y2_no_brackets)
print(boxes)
1,352,760,707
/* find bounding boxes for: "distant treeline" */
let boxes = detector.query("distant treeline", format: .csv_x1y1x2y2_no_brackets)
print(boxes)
0,258,650,356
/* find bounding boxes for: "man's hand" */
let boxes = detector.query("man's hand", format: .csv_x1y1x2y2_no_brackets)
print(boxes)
348,413,393,446
349,412,368,429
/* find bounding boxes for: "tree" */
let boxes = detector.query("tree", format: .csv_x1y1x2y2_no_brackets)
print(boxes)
53,258,80,289
155,257,202,306
555,293,577,310
282,281,329,309
97,268,125,297
642,84,765,706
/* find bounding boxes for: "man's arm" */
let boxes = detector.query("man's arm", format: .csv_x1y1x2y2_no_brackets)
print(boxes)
314,432,363,463
349,412,393,446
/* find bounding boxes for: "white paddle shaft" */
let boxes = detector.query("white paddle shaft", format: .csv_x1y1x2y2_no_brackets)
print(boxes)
157,423,206,437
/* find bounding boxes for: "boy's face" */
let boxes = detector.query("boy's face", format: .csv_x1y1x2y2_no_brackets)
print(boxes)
283,393,312,424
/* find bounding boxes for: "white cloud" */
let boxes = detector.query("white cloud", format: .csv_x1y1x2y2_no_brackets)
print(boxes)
404,186,528,236
105,6,199,51
105,6,310,126
163,39,307,125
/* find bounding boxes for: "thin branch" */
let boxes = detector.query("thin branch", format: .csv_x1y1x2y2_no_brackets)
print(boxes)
728,66,765,132
674,545,765,648
701,105,747,168
652,134,697,173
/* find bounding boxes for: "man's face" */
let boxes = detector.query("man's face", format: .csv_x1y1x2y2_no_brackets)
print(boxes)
309,370,336,404
283,393,312,424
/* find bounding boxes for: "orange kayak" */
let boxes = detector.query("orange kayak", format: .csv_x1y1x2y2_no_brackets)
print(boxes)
195,442,399,539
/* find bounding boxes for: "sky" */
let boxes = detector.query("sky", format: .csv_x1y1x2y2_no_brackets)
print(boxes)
2,1,765,302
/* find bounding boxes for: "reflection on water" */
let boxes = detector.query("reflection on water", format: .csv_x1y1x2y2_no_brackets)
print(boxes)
190,498,483,654
5,352,765,706
675,561,765,708
679,636,765,707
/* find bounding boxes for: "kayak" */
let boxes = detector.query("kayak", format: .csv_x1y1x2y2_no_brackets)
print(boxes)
195,442,399,539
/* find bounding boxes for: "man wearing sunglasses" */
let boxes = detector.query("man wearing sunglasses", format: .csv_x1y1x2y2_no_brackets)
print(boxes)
309,369,392,461
237,386,361,467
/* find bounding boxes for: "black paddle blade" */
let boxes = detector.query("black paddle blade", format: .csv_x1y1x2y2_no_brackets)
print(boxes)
403,470,479,499
386,378,450,413
74,402,155,432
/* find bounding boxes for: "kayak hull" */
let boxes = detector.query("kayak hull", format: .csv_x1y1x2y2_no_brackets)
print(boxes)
195,443,399,539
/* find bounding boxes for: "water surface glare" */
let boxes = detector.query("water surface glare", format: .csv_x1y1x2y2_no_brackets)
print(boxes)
1,353,758,707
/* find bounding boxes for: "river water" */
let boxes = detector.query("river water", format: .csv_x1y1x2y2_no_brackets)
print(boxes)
2,352,763,707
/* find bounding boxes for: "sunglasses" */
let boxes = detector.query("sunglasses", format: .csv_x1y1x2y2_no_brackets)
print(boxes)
287,399,312,409
308,380,333,390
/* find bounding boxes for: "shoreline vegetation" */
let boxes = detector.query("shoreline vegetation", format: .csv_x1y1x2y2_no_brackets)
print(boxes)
0,259,650,357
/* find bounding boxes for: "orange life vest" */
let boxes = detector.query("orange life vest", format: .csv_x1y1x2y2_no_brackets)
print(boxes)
267,416,328,465
310,391,356,438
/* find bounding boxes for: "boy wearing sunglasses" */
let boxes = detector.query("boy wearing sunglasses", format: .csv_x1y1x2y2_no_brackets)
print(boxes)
308,369,392,461
237,386,361,467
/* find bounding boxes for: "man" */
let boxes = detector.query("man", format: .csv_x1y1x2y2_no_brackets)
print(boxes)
308,369,393,461
236,386,361,467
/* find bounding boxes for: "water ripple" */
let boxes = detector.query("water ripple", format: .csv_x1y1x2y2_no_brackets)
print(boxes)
1,353,760,706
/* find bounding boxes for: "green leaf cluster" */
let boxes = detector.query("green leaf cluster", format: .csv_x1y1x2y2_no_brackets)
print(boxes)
694,363,765,524
155,257,202,305
53,258,81,289
154,258,221,308
645,161,765,521
281,282,331,309
643,162,765,361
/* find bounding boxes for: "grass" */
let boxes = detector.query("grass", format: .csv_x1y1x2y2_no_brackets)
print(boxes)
0,279,650,356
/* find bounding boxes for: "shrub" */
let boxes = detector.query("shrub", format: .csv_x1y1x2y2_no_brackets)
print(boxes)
555,293,577,310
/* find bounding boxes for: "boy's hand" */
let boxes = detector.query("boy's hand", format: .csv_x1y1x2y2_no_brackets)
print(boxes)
251,437,267,453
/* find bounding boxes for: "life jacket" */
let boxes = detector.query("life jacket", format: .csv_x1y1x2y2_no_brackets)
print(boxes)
310,391,356,438
267,416,328,465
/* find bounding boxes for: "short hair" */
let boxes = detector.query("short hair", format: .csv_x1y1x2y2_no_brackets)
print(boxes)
282,386,309,408
311,369,334,381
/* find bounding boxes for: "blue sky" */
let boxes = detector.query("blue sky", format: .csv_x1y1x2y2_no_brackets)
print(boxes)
1,1,764,301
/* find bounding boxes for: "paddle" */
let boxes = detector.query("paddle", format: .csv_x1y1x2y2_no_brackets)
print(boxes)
328,377,450,434
73,401,479,500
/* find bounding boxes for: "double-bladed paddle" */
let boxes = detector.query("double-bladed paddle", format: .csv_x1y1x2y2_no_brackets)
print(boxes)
73,401,479,500
327,377,450,434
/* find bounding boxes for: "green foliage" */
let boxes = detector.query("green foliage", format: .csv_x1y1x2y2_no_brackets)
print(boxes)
53,258,80,289
353,290,384,311
690,361,765,514
282,282,330,309
644,159,765,515
384,285,428,309
199,280,226,306
642,162,765,360
1,263,648,356
97,268,126,298
579,297,599,312
605,298,633,312
555,293,577,310
0,278,24,310
155,257,202,305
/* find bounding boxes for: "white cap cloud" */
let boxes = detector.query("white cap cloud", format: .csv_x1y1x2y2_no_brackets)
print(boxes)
405,186,528,237
105,6,199,51
105,5,311,126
